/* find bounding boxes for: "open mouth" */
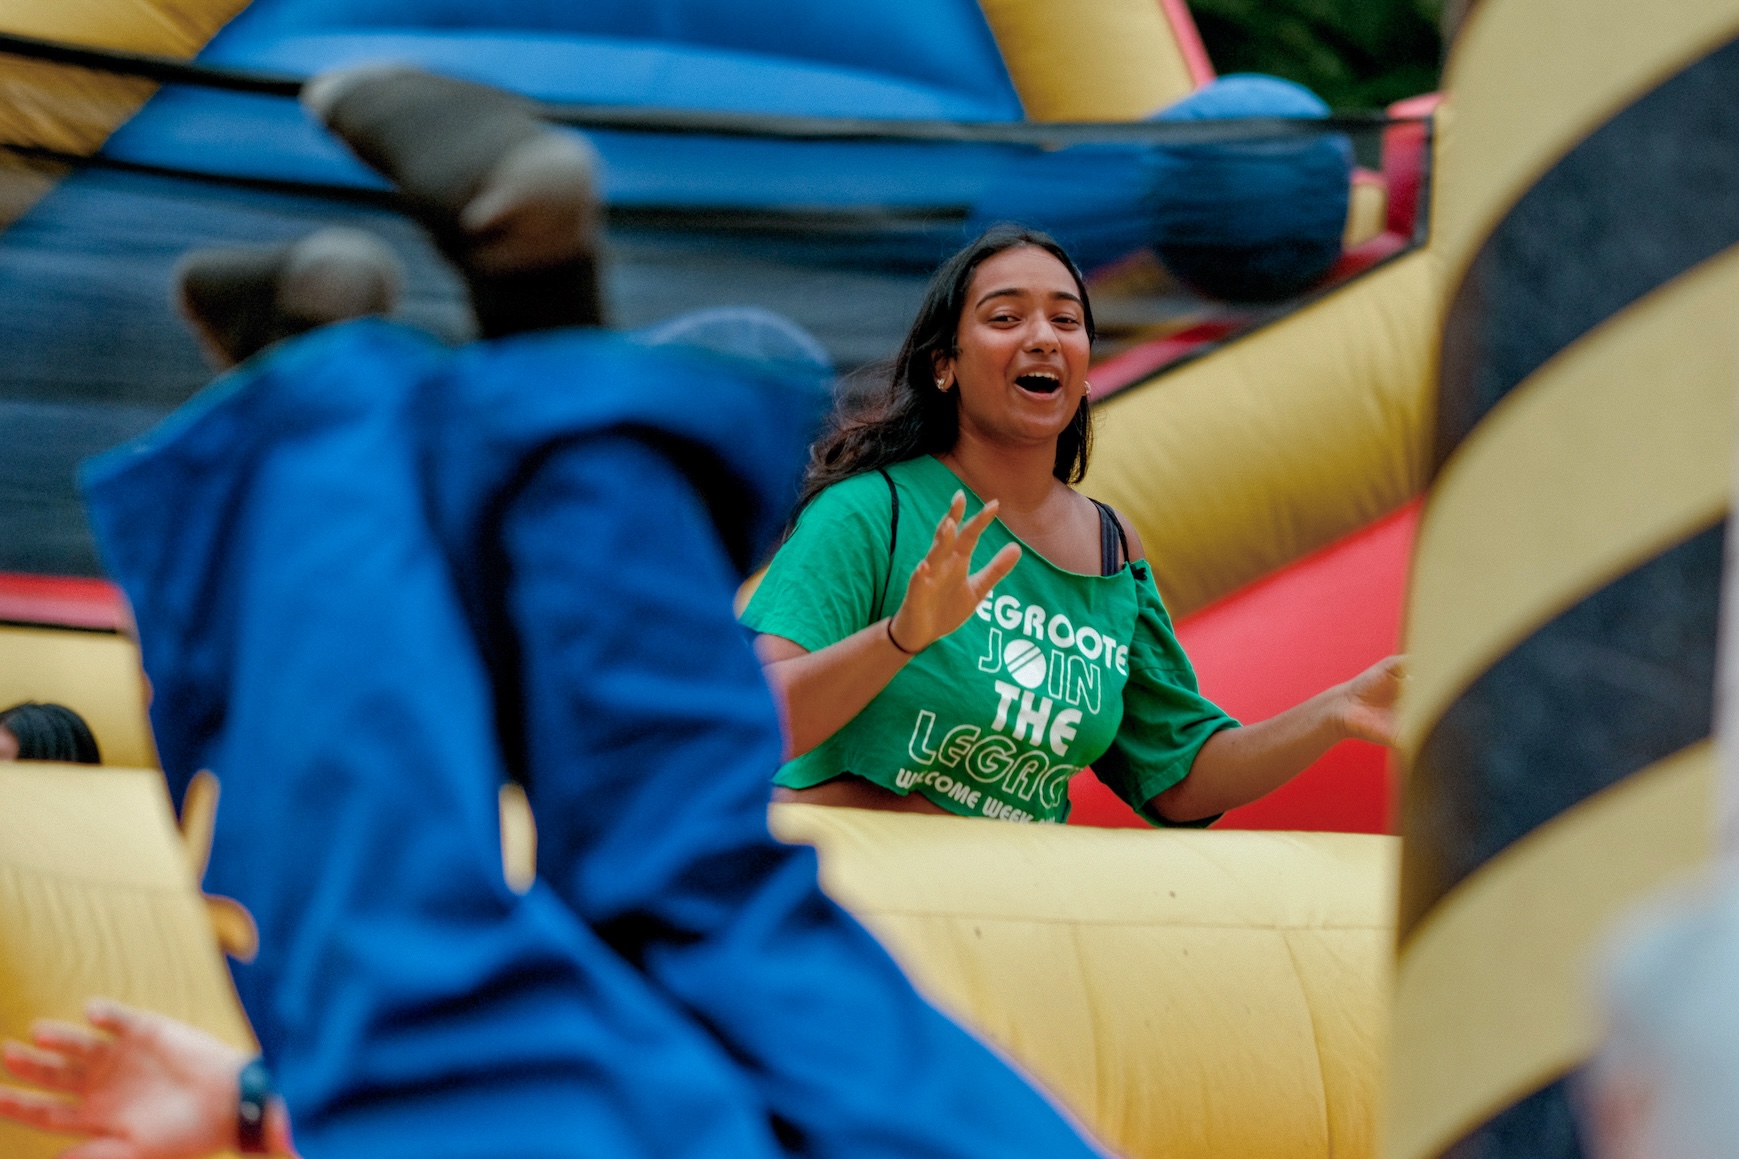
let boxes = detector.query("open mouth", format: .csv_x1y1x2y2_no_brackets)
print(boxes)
1014,372,1062,396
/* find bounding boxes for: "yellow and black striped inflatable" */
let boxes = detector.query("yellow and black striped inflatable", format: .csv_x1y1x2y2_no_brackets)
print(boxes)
1388,1,1739,1156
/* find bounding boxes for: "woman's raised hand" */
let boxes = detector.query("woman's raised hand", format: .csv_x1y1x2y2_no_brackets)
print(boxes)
889,491,1021,653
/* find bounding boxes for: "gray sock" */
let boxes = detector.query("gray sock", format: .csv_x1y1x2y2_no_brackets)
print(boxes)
175,227,402,366
304,67,602,338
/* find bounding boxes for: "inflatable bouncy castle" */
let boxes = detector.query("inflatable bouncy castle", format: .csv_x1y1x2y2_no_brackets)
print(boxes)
6,0,1733,1158
0,8,1413,1152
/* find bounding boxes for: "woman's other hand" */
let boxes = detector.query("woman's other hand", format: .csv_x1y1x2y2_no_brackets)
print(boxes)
890,491,1021,652
1151,654,1406,823
1335,654,1404,747
0,999,252,1159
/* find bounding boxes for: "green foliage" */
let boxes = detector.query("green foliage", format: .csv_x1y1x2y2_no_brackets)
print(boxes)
1186,0,1443,109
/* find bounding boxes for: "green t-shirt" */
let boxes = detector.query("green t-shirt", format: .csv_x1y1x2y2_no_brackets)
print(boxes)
743,455,1238,824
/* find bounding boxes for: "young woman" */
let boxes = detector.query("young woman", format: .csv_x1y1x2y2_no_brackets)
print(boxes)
744,225,1402,825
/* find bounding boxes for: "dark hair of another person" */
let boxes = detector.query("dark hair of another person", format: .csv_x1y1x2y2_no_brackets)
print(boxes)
0,701,101,764
795,224,1097,512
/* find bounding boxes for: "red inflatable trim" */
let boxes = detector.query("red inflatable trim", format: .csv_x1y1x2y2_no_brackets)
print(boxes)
1154,0,1217,89
0,571,125,631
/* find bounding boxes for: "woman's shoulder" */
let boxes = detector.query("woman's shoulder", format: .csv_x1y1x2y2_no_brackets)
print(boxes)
802,467,898,520
1111,506,1148,563
805,457,944,514
1080,492,1147,564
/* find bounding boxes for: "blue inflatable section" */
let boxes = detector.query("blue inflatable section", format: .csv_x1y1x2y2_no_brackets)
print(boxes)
96,0,1350,281
965,75,1351,295
0,0,1358,575
1146,74,1353,300
103,0,1025,207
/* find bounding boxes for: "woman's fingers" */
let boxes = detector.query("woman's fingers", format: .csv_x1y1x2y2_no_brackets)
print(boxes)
954,499,1000,557
1354,655,1406,704
927,492,967,558
929,495,1000,572
970,543,1022,598
0,1084,86,1134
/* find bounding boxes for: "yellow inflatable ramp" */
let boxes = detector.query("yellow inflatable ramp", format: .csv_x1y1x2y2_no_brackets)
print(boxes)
0,762,254,1159
773,804,1398,1159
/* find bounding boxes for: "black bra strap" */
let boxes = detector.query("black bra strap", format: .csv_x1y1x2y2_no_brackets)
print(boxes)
874,468,900,619
1091,499,1128,576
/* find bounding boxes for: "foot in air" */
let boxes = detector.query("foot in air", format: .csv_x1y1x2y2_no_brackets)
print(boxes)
303,67,603,336
173,226,403,368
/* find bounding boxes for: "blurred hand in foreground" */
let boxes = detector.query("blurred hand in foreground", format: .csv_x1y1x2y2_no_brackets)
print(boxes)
0,999,260,1159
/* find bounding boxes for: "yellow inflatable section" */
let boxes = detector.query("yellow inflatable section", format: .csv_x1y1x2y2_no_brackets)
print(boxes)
0,763,1397,1159
0,0,251,229
1386,0,1739,1153
0,762,255,1159
1075,36,1449,620
773,804,1398,1159
976,0,1203,121
1086,250,1440,616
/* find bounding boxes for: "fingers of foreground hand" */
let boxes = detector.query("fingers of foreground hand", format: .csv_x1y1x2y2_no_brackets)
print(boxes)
0,1084,87,1134
3,1041,88,1093
31,1020,109,1063
970,543,1022,598
82,1001,147,1042
59,1139,139,1159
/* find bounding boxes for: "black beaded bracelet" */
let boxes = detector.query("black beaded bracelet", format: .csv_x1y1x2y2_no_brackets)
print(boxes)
237,1057,272,1154
885,617,919,655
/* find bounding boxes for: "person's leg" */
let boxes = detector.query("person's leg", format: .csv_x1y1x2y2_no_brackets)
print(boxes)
492,432,1100,1159
174,227,402,368
81,325,782,1159
303,68,603,338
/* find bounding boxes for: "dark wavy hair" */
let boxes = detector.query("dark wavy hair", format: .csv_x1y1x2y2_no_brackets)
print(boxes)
0,701,101,764
797,225,1096,510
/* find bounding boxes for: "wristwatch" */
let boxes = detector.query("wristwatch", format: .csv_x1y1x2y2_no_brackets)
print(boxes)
236,1056,272,1154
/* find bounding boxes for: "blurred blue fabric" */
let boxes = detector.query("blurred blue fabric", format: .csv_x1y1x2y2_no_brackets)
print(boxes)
80,319,1098,1159
424,338,1100,1159
81,322,784,1159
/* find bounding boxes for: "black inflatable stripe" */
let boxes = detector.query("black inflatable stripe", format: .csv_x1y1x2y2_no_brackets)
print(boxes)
1399,520,1722,939
0,29,1410,149
0,140,976,234
1439,1074,1586,1159
1435,33,1739,469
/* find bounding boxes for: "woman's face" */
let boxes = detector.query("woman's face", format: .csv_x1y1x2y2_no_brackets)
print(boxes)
937,245,1092,449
